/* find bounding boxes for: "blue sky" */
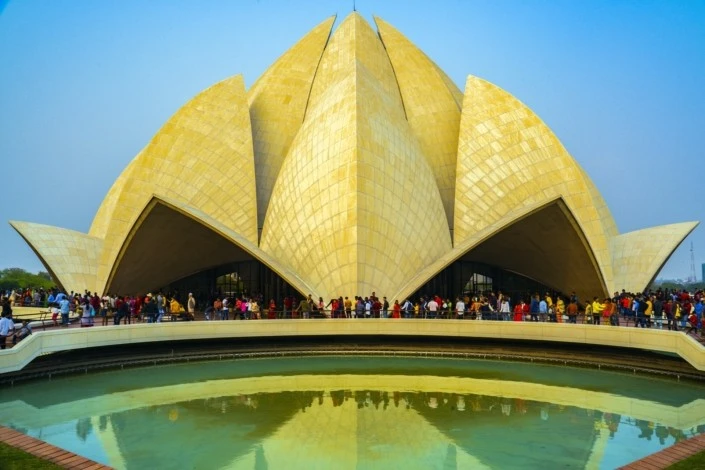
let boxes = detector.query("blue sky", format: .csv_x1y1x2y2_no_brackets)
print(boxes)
1,0,704,281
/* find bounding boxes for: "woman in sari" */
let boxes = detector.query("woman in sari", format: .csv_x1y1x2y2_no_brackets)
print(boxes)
268,299,276,319
392,300,401,319
513,300,525,322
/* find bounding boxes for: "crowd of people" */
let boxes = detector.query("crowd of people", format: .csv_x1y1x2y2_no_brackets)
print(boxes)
0,295,31,349
1,286,704,341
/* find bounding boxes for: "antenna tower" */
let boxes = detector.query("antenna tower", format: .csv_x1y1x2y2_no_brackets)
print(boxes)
689,241,696,283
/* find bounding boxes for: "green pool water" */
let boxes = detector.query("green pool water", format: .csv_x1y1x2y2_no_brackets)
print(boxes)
0,356,703,469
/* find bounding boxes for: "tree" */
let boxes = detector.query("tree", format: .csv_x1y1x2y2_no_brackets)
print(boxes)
650,280,705,292
0,268,56,292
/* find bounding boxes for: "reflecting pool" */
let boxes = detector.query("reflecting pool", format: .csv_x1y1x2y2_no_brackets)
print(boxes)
0,356,704,469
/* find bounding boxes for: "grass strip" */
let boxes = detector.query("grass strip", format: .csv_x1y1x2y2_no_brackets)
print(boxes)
0,441,63,469
667,449,705,469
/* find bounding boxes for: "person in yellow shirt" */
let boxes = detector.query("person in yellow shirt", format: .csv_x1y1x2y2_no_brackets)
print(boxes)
170,298,188,320
545,293,555,322
644,297,654,328
673,302,682,330
169,298,181,313
555,297,565,323
344,297,353,318
591,297,604,325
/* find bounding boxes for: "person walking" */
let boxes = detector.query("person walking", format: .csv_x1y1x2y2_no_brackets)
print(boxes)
426,297,439,319
539,296,548,322
402,299,413,319
499,296,511,321
635,296,648,328
529,295,540,322
591,297,603,325
251,299,261,319
392,300,401,319
187,293,196,321
59,295,71,327
268,299,276,319
0,314,14,349
513,299,525,322
295,296,311,319
222,297,230,321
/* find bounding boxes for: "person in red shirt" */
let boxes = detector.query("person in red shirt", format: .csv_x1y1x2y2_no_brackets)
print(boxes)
372,299,382,318
513,300,525,321
325,298,338,318
620,296,630,320
90,293,101,315
685,311,699,336
268,299,276,320
682,300,692,329
392,300,401,319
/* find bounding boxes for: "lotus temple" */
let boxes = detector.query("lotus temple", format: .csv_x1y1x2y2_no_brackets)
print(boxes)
3,13,705,469
9,13,698,303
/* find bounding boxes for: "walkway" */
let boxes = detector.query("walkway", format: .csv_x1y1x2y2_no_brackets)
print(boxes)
0,425,111,469
619,433,705,469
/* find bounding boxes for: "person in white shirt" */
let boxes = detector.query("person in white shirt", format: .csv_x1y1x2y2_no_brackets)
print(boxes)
222,297,230,321
500,296,511,321
251,300,260,320
51,304,60,326
187,293,196,321
426,299,439,319
455,298,465,320
0,315,15,349
402,299,413,319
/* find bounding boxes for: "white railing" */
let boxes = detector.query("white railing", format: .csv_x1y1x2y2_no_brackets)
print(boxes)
1,320,704,374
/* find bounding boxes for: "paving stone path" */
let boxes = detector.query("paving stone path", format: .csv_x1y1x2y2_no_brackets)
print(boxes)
619,433,705,469
0,425,111,469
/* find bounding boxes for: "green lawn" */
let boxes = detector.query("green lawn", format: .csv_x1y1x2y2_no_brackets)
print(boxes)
667,449,705,469
0,441,62,469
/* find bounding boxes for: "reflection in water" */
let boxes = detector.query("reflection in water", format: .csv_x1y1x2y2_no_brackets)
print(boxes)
0,357,703,469
75,417,92,442
254,444,268,470
444,444,457,470
78,389,704,469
